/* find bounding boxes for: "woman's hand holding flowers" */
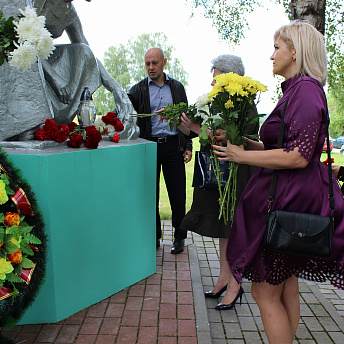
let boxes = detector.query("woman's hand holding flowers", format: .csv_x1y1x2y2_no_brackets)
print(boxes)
212,140,245,163
213,129,227,146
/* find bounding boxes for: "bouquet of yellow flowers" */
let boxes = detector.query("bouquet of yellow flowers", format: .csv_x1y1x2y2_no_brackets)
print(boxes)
204,72,267,224
155,72,267,224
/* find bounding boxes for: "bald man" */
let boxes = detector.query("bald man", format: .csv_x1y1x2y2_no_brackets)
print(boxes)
128,48,192,254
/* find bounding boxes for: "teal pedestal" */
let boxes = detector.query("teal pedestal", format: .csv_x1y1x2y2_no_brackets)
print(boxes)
5,139,156,324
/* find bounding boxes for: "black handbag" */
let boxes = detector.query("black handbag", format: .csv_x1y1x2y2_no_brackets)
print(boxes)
264,96,335,258
192,151,229,191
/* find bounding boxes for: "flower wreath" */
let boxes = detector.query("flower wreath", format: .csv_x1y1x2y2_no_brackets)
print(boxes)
0,148,47,344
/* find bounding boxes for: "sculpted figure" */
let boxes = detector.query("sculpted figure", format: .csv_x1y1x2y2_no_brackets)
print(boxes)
0,0,139,141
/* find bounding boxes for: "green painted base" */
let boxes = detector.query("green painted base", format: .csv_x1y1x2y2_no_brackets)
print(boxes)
5,140,156,324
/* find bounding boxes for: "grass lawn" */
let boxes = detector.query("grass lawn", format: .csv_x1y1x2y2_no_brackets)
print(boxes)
159,142,343,220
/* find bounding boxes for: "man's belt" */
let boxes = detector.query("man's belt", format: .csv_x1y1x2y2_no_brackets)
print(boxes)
150,135,178,143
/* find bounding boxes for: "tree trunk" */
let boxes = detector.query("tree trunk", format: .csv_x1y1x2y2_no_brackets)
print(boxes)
289,0,326,34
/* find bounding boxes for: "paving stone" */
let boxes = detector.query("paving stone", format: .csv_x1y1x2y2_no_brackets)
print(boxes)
300,293,319,305
317,316,340,331
220,310,239,323
302,316,324,331
35,324,61,342
328,330,344,343
208,308,223,323
238,316,258,331
55,325,79,343
295,324,312,339
223,322,243,339
95,334,117,344
308,304,329,317
300,304,314,317
210,322,226,339
311,331,334,343
235,304,251,316
213,339,230,344
242,331,264,343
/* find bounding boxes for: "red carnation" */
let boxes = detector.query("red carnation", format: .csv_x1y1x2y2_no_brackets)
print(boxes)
57,123,70,136
44,119,56,127
43,125,59,140
114,121,124,132
84,126,102,149
68,122,78,133
35,128,49,141
102,111,119,126
68,133,83,148
111,133,120,143
56,131,68,143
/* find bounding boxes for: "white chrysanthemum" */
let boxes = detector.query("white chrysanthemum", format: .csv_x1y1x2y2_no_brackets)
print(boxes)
15,16,45,45
19,7,38,19
196,93,210,109
94,117,105,129
36,30,55,59
9,41,37,70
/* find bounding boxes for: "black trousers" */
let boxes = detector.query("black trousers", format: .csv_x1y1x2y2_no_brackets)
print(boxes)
155,136,187,241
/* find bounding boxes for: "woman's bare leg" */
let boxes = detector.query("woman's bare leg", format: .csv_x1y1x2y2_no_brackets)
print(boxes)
281,276,300,338
251,277,299,344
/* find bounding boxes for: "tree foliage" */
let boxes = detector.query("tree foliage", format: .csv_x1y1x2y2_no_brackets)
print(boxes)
189,0,344,133
328,92,344,138
93,33,189,116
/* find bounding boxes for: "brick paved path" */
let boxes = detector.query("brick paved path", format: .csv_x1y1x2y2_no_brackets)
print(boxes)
3,240,197,344
3,220,344,343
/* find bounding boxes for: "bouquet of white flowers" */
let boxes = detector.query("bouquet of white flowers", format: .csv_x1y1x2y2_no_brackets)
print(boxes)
0,6,55,70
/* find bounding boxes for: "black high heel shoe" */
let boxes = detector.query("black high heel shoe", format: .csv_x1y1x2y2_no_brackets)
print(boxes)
204,284,227,298
215,286,244,310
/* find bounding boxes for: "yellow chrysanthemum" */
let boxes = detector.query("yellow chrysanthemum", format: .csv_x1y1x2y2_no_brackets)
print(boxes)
0,258,14,280
224,100,234,109
0,180,8,205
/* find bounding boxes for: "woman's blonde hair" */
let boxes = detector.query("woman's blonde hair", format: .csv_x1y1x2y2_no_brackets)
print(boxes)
274,20,327,86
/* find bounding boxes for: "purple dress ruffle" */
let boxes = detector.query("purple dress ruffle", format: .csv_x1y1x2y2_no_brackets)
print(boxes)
228,76,344,288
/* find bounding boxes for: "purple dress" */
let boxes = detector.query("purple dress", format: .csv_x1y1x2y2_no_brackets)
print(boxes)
228,75,344,287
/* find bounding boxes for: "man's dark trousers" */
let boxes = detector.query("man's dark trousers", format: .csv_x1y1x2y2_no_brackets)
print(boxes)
156,136,187,242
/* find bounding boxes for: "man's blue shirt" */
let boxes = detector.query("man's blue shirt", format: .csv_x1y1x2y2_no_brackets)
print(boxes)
148,75,177,137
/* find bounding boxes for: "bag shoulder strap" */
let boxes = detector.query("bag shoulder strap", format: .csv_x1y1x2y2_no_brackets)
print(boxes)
268,94,334,213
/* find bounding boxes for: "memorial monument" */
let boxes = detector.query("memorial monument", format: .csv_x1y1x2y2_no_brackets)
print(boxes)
0,0,139,142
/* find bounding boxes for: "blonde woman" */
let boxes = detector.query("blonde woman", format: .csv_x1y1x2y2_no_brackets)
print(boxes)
213,21,344,343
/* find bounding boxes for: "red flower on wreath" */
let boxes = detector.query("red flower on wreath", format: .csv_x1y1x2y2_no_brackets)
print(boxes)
7,250,23,265
4,212,20,227
68,133,83,148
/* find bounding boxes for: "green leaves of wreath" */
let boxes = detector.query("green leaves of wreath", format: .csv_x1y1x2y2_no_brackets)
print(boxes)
0,147,47,344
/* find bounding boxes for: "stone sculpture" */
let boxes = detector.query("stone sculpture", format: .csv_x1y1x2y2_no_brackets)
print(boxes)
0,0,139,141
